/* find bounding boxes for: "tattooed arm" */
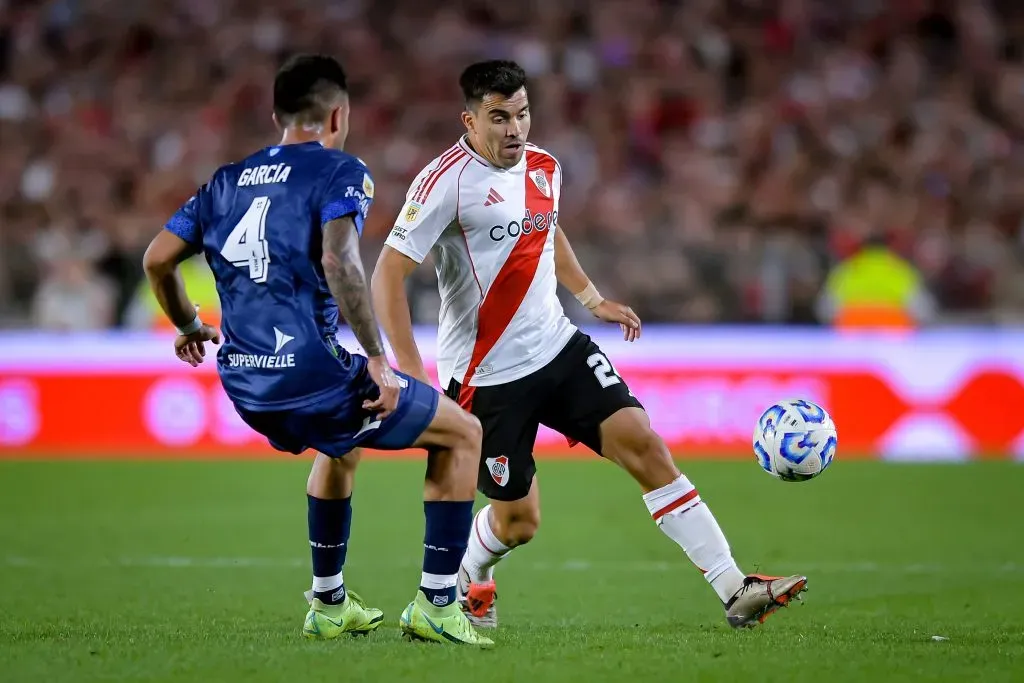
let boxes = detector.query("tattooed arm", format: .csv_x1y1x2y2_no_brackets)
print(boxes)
321,216,385,356
322,215,400,416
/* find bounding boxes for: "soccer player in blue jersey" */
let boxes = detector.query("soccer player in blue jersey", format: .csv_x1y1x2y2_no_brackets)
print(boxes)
141,54,492,647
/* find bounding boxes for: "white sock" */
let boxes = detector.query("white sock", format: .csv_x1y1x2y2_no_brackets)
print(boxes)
462,505,512,582
420,571,458,589
312,570,344,593
642,474,746,603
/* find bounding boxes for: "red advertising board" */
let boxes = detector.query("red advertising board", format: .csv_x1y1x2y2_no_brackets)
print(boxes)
1,328,1022,460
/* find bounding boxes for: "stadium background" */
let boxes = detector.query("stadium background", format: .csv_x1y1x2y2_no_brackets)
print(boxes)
2,3,1023,682
0,0,1022,459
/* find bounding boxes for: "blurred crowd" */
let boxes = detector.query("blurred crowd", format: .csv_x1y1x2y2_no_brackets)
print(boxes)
2,0,1024,330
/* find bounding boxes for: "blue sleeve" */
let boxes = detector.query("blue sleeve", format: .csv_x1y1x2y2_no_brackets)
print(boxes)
164,191,202,247
320,160,375,236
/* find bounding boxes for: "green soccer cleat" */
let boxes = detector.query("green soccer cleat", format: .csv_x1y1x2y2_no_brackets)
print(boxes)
301,590,384,639
399,591,495,648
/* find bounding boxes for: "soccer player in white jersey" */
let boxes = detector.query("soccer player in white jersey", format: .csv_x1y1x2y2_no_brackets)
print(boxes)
371,60,808,629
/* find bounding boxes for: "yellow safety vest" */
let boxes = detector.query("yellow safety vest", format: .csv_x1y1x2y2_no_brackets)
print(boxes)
824,247,921,329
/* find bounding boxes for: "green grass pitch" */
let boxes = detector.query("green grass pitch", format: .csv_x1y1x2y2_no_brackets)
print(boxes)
1,458,1022,682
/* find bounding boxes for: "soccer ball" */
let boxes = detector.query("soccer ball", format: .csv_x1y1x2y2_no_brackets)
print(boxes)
753,399,837,482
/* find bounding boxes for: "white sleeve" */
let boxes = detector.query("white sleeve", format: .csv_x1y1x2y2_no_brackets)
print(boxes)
552,159,563,218
385,161,461,263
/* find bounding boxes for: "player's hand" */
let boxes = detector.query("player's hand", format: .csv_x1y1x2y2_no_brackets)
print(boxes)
174,325,221,367
591,299,642,342
364,355,402,419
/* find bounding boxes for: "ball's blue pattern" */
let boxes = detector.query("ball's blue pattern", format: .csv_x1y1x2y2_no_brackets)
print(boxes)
753,440,773,472
778,431,817,464
820,434,837,470
791,399,827,424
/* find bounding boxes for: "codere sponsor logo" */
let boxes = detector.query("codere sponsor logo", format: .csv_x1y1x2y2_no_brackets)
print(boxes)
488,210,558,242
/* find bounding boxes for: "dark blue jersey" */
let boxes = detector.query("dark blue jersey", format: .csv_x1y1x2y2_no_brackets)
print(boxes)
164,141,376,411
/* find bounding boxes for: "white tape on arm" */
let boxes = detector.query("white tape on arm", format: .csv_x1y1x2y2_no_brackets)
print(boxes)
176,313,202,336
574,282,604,310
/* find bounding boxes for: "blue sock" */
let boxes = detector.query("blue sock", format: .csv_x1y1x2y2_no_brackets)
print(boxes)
420,501,474,608
308,495,352,605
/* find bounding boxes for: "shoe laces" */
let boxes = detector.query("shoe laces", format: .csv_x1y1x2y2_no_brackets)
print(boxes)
726,575,773,609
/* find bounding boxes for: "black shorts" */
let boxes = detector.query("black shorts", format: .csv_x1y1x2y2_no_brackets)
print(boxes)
445,331,643,501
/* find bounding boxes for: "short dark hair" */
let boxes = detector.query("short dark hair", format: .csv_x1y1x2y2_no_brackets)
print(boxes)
459,60,527,106
273,54,348,125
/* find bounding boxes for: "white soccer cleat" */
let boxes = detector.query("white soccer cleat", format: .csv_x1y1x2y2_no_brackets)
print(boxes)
725,574,808,628
456,565,498,629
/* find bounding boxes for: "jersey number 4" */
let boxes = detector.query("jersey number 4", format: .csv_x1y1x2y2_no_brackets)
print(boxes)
220,196,271,283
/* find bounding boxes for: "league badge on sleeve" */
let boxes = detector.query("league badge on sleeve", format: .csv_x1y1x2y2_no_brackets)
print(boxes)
403,201,423,223
362,173,375,199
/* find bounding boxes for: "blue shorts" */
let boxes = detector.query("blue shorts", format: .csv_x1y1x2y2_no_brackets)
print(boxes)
235,368,439,458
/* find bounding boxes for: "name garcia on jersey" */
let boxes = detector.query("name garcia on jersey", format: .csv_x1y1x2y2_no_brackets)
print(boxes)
238,164,292,187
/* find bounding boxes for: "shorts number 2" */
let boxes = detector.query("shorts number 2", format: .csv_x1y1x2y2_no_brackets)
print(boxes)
587,353,621,388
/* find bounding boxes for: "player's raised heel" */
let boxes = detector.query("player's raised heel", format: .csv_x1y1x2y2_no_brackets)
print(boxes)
301,591,384,639
456,566,499,629
725,574,808,629
399,591,495,647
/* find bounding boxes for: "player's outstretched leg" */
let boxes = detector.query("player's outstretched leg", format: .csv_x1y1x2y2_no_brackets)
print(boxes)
599,407,808,629
399,396,494,648
302,451,385,638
